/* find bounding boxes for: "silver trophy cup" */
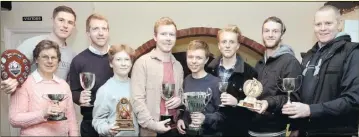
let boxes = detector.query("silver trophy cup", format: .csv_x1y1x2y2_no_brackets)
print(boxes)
43,94,68,121
160,83,176,127
218,81,228,107
277,75,302,104
182,88,212,134
80,72,96,107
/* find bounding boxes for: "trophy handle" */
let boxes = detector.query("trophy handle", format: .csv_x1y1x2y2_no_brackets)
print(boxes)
294,75,303,92
205,88,212,106
276,76,285,92
42,94,50,101
181,93,188,109
60,94,69,101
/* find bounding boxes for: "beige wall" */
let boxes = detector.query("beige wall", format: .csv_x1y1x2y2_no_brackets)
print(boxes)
1,2,329,136
93,2,325,61
1,2,326,58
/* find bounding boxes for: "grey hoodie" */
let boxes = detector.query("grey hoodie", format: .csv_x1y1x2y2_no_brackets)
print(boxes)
264,44,295,63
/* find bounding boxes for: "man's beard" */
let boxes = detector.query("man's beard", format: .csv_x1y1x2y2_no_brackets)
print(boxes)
263,39,281,49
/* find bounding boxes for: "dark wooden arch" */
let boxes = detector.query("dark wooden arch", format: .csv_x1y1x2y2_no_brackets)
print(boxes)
134,27,265,59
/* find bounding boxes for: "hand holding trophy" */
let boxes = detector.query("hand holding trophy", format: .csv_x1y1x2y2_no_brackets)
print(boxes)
42,94,69,121
79,72,95,107
1,49,31,89
116,98,135,131
218,81,228,107
182,88,212,135
277,75,302,104
160,83,175,127
238,78,263,110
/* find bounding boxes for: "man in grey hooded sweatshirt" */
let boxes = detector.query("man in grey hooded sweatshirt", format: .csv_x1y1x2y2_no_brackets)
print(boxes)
247,16,302,137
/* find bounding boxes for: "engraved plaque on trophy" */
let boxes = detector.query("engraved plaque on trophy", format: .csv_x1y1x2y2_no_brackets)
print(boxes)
1,49,31,86
116,98,135,131
238,78,263,110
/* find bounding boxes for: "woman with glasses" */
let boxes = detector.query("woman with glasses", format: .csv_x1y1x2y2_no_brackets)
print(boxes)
9,40,79,136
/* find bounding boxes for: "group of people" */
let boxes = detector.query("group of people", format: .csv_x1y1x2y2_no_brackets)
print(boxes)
1,4,359,137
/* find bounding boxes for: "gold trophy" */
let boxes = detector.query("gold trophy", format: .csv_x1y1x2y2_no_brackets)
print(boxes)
116,98,135,131
238,78,263,110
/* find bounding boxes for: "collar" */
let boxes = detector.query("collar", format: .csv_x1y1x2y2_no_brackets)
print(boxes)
32,69,61,83
46,35,67,48
149,48,177,64
219,58,236,70
89,44,110,56
208,55,244,73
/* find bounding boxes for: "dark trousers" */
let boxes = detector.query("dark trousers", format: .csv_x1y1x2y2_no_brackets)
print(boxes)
157,128,184,137
80,119,99,137
298,130,356,137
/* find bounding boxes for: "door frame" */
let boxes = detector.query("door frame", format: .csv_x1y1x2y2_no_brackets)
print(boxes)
2,27,52,136
4,27,52,49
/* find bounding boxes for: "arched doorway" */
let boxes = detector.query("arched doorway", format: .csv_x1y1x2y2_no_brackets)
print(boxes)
134,27,265,77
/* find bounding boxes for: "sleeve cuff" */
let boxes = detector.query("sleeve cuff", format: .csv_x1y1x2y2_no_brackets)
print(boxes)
309,104,322,118
103,124,112,136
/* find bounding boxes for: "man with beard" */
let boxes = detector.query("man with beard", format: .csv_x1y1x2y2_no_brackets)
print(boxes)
130,17,183,137
282,5,359,137
1,5,77,94
248,16,302,137
206,24,258,136
69,13,113,137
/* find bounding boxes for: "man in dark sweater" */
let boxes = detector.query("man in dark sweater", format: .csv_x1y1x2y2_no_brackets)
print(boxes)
282,5,359,137
69,14,113,137
249,16,302,137
177,40,221,137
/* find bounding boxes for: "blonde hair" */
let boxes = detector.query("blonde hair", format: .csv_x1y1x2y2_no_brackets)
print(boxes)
154,17,177,34
187,40,211,58
86,13,109,32
108,44,135,62
217,24,242,40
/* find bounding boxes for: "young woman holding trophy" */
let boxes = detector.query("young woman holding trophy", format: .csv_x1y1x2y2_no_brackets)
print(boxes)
177,40,221,136
8,40,79,136
92,44,139,136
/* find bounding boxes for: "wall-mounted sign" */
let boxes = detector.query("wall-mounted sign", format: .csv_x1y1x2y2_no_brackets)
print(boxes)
22,16,42,21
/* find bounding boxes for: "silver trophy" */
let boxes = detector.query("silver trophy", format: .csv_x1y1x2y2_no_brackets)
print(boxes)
160,83,176,127
43,94,68,121
182,88,212,134
218,81,228,107
80,72,96,107
277,75,302,104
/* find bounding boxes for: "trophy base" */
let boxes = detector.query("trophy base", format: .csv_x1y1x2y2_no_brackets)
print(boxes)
160,115,175,128
238,100,261,110
47,116,67,121
116,119,135,131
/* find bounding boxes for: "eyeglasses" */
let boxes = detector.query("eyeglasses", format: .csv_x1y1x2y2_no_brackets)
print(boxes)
40,55,59,61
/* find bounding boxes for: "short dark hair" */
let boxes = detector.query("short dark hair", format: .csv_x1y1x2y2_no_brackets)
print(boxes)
33,40,61,63
53,5,77,20
262,16,286,34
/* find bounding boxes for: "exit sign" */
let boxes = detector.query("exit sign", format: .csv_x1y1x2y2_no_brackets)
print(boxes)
22,16,42,21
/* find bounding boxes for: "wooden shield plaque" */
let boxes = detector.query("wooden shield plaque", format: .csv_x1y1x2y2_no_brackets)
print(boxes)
1,49,31,86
